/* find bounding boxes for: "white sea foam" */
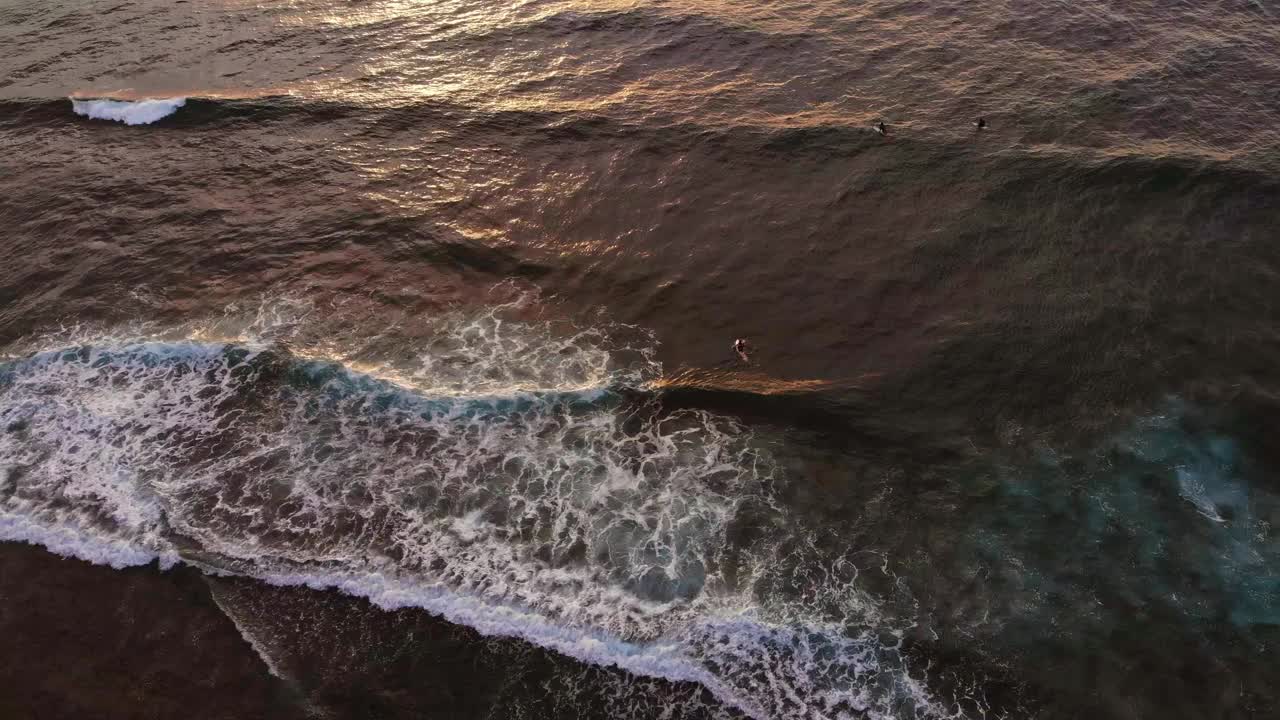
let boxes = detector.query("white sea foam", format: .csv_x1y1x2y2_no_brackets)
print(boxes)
0,510,172,569
0,305,959,719
70,97,186,125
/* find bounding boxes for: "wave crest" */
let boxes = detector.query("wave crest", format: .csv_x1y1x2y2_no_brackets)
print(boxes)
0,304,960,719
70,96,186,125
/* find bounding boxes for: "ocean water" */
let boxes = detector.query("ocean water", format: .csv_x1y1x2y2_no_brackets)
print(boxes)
2,1,1279,718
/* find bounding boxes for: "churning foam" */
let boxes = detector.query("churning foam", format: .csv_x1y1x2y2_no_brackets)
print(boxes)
0,306,959,719
70,97,186,125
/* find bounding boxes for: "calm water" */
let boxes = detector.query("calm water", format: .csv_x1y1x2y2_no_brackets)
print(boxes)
2,1,1279,718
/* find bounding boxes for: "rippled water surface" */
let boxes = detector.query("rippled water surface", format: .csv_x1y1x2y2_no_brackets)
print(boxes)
2,1,1279,718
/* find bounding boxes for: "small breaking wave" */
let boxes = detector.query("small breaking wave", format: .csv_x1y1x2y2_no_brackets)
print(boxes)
953,401,1280,647
70,96,186,125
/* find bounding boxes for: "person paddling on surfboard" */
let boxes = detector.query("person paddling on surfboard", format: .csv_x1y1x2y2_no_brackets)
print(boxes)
733,338,751,363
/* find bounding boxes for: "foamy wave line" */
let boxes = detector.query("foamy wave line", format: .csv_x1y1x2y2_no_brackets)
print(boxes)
1,511,960,720
0,318,959,719
70,97,186,125
0,511,179,570
0,514,769,717
2,502,952,712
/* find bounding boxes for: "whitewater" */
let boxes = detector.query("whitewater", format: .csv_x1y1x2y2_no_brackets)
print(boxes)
69,97,186,125
0,303,957,720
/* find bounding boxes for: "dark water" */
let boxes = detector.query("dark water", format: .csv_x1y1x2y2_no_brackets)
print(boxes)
2,1,1280,718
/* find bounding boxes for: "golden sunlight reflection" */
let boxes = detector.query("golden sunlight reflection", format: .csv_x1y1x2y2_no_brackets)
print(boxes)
289,0,859,126
653,367,842,395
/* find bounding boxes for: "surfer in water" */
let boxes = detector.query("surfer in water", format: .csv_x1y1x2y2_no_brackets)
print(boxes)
975,117,987,130
733,338,751,362
874,121,888,136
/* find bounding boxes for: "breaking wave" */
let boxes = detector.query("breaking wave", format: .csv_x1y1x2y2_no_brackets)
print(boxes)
0,304,960,720
70,97,186,125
